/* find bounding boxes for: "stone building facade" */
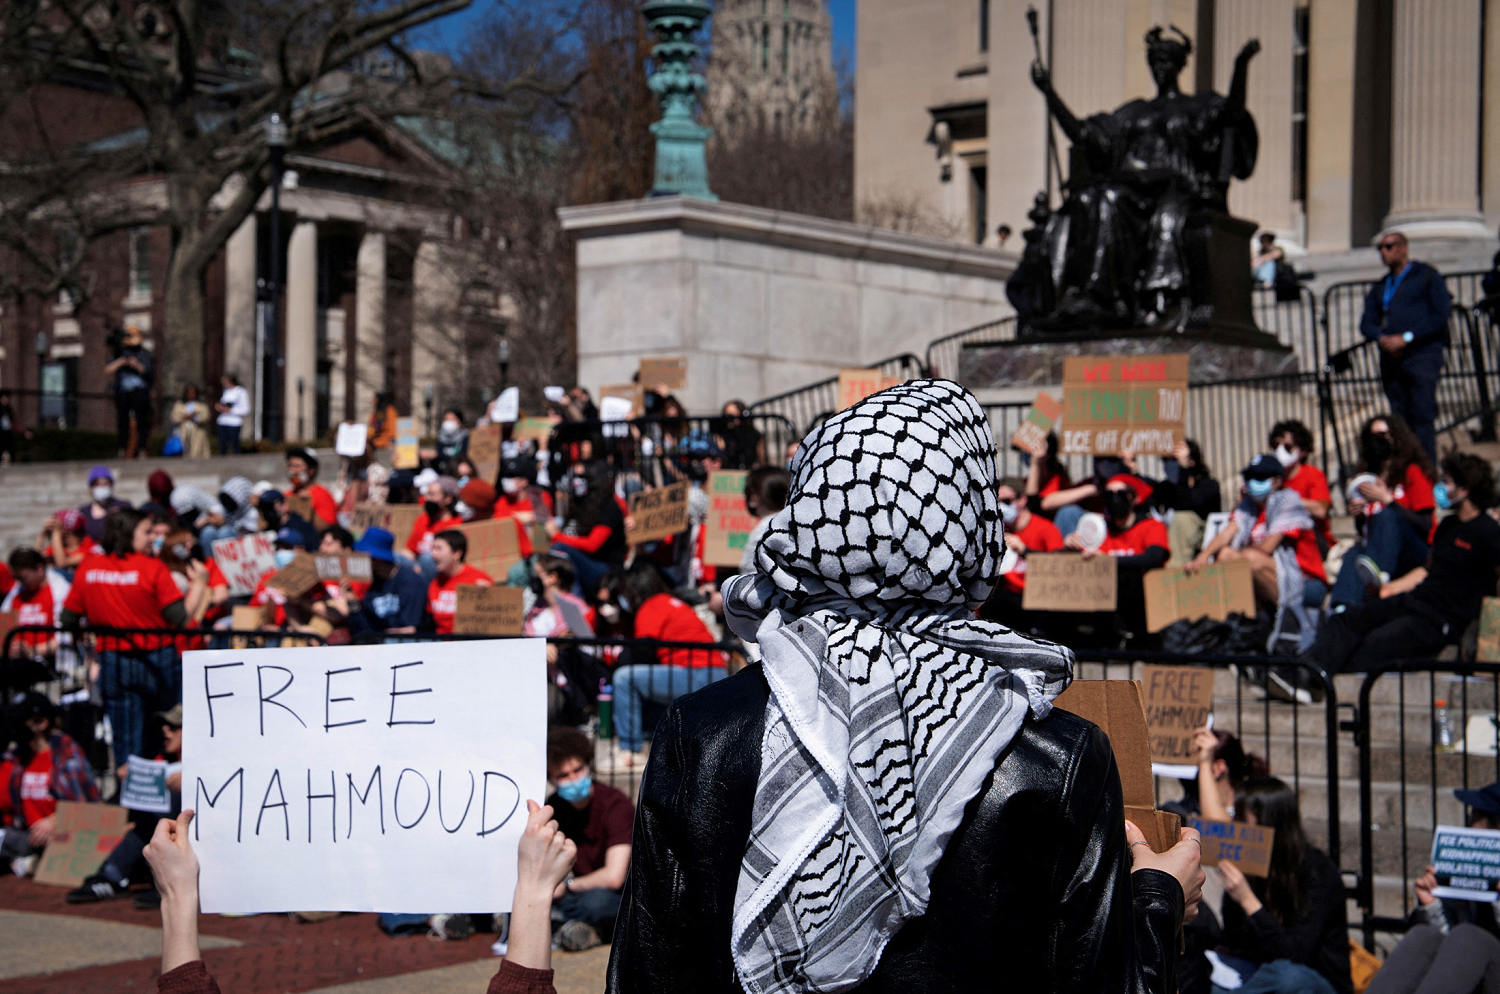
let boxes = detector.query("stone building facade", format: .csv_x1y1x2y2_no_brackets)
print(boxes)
855,0,1500,276
706,0,839,139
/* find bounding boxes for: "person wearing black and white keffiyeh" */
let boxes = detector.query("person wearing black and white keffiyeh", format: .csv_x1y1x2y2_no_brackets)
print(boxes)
606,378,1201,994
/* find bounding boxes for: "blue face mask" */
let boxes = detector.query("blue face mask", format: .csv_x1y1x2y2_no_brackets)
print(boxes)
150,535,165,555
1245,478,1274,500
555,774,591,804
274,548,296,569
1434,483,1454,510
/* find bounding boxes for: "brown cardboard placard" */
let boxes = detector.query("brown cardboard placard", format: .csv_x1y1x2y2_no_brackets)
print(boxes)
468,424,502,481
314,554,373,584
455,517,522,581
1053,680,1182,853
837,369,904,411
704,470,756,566
512,417,556,445
229,605,267,649
1141,665,1216,766
599,384,643,418
1143,559,1257,633
1477,598,1500,662
284,492,315,527
1021,553,1118,612
1011,392,1063,457
453,585,525,635
1189,817,1275,877
627,480,691,544
266,551,321,598
1060,354,1188,456
639,356,688,391
34,802,131,887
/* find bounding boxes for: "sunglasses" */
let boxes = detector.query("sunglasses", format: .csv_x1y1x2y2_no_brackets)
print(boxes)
1378,241,1401,251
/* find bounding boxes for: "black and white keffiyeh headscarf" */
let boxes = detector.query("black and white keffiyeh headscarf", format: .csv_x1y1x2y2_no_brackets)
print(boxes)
722,378,1074,994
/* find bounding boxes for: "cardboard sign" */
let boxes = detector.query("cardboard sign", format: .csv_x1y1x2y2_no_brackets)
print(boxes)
599,384,642,418
1143,560,1257,633
229,606,267,649
335,422,368,458
704,470,756,566
120,755,174,814
455,518,522,581
349,503,423,543
512,417,555,445
34,802,131,887
1021,553,1118,612
1053,681,1181,853
837,369,903,411
1141,665,1215,766
1477,598,1500,662
627,481,691,544
211,534,278,597
453,585,525,636
394,417,420,469
639,356,688,391
1060,354,1189,456
1190,817,1275,877
1011,392,1063,457
468,424,502,482
315,554,373,585
266,552,321,598
1431,825,1500,901
183,639,546,913
285,492,316,527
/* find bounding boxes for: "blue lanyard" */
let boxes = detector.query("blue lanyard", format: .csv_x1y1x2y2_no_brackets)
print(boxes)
1382,263,1412,309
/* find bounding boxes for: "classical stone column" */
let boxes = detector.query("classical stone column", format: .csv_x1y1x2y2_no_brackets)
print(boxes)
1215,0,1296,240
1484,0,1500,230
222,213,257,442
410,239,460,422
283,219,318,442
1383,0,1487,237
1304,0,1359,253
355,229,386,420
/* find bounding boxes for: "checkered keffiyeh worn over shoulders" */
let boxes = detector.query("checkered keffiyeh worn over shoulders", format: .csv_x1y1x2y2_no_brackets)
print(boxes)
721,379,1074,994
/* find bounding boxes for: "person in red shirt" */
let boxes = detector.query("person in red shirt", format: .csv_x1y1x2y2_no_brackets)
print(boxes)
1,692,99,875
1067,474,1169,638
1332,413,1436,611
426,530,493,635
407,475,460,557
1269,419,1333,551
3,548,70,657
602,560,723,773
285,448,338,528
979,479,1064,631
61,508,194,766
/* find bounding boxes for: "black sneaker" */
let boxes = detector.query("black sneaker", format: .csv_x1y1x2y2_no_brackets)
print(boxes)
66,874,127,904
132,888,161,910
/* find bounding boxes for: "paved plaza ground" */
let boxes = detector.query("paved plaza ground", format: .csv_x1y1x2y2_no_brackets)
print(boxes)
0,877,609,994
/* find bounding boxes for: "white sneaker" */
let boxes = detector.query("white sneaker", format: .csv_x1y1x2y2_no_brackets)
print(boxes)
10,855,36,878
594,748,646,775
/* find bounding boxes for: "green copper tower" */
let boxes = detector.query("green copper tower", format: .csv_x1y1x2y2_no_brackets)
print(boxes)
642,0,716,199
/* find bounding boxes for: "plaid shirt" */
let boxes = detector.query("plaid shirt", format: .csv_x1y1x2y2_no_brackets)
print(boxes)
5,731,100,826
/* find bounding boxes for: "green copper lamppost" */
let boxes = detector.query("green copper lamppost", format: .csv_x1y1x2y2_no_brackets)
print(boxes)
642,0,716,199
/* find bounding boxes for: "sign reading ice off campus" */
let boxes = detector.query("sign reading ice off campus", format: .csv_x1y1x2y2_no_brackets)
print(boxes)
183,640,545,913
1060,354,1189,456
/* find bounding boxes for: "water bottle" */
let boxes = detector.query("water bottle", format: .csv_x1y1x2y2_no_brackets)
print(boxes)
1433,698,1454,751
597,679,614,740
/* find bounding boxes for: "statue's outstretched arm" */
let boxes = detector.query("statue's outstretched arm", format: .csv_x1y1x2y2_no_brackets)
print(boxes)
1030,61,1085,142
1227,39,1260,112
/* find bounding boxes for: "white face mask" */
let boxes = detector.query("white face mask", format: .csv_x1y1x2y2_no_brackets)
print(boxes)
442,419,461,434
455,500,473,521
91,485,113,504
1000,501,1019,525
1273,445,1300,469
501,478,521,496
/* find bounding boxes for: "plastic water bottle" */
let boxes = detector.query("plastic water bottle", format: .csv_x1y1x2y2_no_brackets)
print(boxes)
598,679,614,740
1433,699,1454,751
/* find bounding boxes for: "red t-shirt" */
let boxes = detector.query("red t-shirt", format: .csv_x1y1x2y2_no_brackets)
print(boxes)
427,564,494,635
63,553,184,649
1098,518,1171,558
494,497,540,558
1246,508,1328,583
1001,514,1065,593
632,593,720,668
9,582,60,647
19,750,54,826
411,515,465,556
1284,464,1334,546
287,483,338,526
0,563,12,599
1395,463,1436,512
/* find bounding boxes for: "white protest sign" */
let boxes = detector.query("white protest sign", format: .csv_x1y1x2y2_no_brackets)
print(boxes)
211,534,277,597
183,639,546,913
335,422,368,458
490,387,520,424
120,755,173,814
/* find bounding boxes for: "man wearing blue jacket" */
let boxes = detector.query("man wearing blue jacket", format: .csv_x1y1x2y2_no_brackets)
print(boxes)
1360,231,1453,461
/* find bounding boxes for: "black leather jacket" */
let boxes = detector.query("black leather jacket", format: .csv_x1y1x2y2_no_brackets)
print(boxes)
606,664,1184,993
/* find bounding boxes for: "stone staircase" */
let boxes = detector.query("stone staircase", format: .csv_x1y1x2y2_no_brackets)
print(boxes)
0,453,290,553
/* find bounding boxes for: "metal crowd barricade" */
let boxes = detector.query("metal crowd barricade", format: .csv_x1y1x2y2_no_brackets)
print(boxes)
1252,284,1323,366
925,315,1019,380
1353,659,1500,948
744,352,929,432
546,413,800,493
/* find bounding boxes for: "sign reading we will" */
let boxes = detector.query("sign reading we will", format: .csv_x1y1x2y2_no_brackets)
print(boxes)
1060,354,1188,456
183,640,545,913
704,471,757,567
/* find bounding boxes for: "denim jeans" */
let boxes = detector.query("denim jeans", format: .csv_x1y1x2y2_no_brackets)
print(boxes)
1330,506,1430,609
98,646,179,765
1054,504,1086,539
552,543,613,599
1213,958,1339,994
614,662,727,752
554,886,622,938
